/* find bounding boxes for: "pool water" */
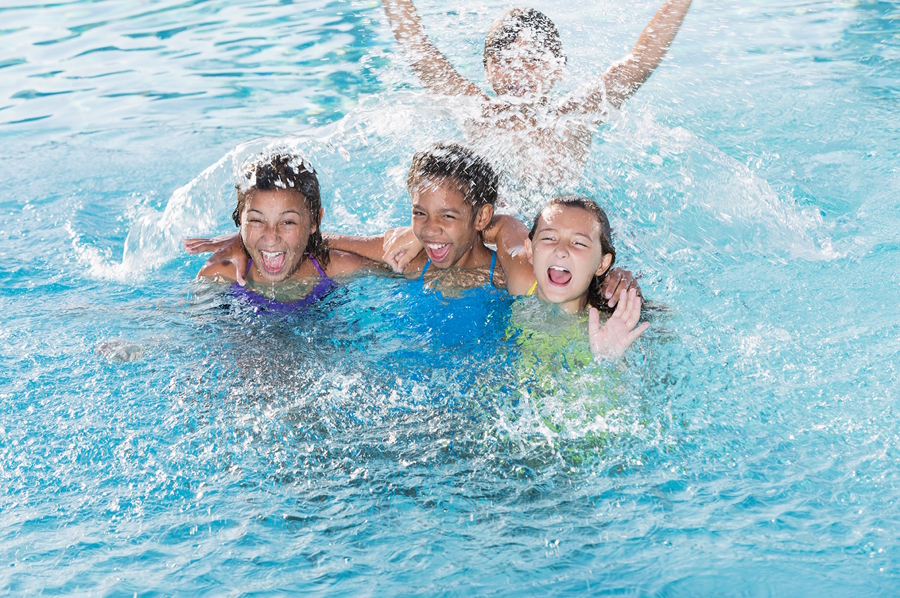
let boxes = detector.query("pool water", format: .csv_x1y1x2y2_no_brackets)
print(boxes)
2,0,899,594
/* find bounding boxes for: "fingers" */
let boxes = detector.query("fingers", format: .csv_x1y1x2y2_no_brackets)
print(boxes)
387,249,408,273
182,237,213,254
603,269,625,306
382,228,398,252
589,305,600,334
627,321,650,344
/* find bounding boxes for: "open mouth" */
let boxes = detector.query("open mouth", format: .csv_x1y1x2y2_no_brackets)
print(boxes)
547,265,572,286
425,242,452,263
259,250,287,274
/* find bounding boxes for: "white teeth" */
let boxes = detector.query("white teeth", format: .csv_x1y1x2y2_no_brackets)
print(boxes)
549,265,569,272
261,251,284,258
427,243,448,249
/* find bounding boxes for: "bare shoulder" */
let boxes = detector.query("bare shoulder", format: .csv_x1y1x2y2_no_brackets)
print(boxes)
401,252,429,279
197,260,237,281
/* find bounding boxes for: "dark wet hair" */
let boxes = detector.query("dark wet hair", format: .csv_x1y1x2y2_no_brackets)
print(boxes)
483,8,566,66
406,143,498,212
232,152,329,268
529,196,616,312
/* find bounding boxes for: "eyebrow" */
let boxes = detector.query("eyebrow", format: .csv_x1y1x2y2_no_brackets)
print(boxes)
537,226,594,241
246,208,302,216
412,203,464,216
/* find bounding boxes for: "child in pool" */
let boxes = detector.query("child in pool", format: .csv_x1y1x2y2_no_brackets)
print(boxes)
193,152,372,306
390,194,648,360
382,0,693,183
187,143,639,302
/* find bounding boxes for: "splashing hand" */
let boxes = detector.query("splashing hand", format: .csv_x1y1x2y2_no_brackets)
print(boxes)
589,288,649,361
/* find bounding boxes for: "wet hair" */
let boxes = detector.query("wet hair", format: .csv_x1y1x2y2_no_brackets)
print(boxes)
232,152,329,268
406,143,498,212
483,8,566,66
529,196,617,312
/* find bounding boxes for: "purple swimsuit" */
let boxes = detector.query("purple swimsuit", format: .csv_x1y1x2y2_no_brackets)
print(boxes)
230,254,337,312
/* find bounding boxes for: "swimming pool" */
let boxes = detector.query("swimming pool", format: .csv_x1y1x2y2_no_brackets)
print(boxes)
2,0,899,593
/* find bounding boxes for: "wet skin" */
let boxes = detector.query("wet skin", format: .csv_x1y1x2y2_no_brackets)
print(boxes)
411,177,494,271
239,188,317,284
524,204,613,314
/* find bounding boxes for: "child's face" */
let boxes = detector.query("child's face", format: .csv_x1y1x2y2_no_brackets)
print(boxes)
485,32,563,98
411,177,492,269
525,205,613,313
240,188,315,283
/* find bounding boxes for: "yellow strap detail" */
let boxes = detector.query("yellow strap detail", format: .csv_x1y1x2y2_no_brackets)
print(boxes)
527,281,538,296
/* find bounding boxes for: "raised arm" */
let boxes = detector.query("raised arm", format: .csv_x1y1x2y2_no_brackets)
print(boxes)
564,0,692,114
383,0,486,98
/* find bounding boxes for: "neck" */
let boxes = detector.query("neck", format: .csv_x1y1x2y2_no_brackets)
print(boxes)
450,234,492,270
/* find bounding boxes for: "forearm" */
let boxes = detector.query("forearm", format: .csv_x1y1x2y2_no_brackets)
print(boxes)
567,0,691,113
632,0,692,74
323,233,387,264
382,0,483,97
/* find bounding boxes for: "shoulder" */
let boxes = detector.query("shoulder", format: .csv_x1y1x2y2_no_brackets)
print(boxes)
197,260,237,281
401,252,429,279
496,250,535,295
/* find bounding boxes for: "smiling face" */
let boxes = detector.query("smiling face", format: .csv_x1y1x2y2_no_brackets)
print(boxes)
525,204,613,313
240,188,314,284
411,177,493,270
485,33,564,98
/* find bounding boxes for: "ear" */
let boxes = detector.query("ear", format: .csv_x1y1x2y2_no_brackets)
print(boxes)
595,253,613,277
524,238,534,266
473,204,494,232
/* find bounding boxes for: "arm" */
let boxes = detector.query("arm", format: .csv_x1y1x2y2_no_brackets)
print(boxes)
323,233,387,263
184,233,249,285
482,214,535,295
382,226,423,273
589,288,649,360
563,0,692,114
383,0,486,98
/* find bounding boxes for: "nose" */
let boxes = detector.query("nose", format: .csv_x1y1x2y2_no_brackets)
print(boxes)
422,216,441,237
553,243,569,258
259,223,280,244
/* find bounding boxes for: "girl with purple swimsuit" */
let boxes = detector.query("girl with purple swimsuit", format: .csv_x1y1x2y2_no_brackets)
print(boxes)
194,152,371,309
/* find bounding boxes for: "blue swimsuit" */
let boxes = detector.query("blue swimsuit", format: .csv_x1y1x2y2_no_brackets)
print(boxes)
230,254,337,312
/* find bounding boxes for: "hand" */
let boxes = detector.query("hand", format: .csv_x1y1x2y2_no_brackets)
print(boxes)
589,288,649,361
382,226,423,273
600,267,642,308
182,232,240,255
186,233,249,286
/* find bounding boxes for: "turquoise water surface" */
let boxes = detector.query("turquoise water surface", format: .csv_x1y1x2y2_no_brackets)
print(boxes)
2,0,899,594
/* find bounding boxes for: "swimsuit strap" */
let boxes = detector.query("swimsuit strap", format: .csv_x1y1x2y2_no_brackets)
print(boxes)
420,258,431,280
245,258,254,278
527,281,538,296
307,254,326,277
489,251,496,284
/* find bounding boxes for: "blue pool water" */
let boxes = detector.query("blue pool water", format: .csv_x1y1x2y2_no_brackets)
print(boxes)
2,0,899,594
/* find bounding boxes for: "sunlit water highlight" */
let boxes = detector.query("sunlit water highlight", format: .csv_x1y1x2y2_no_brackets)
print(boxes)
2,0,899,594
